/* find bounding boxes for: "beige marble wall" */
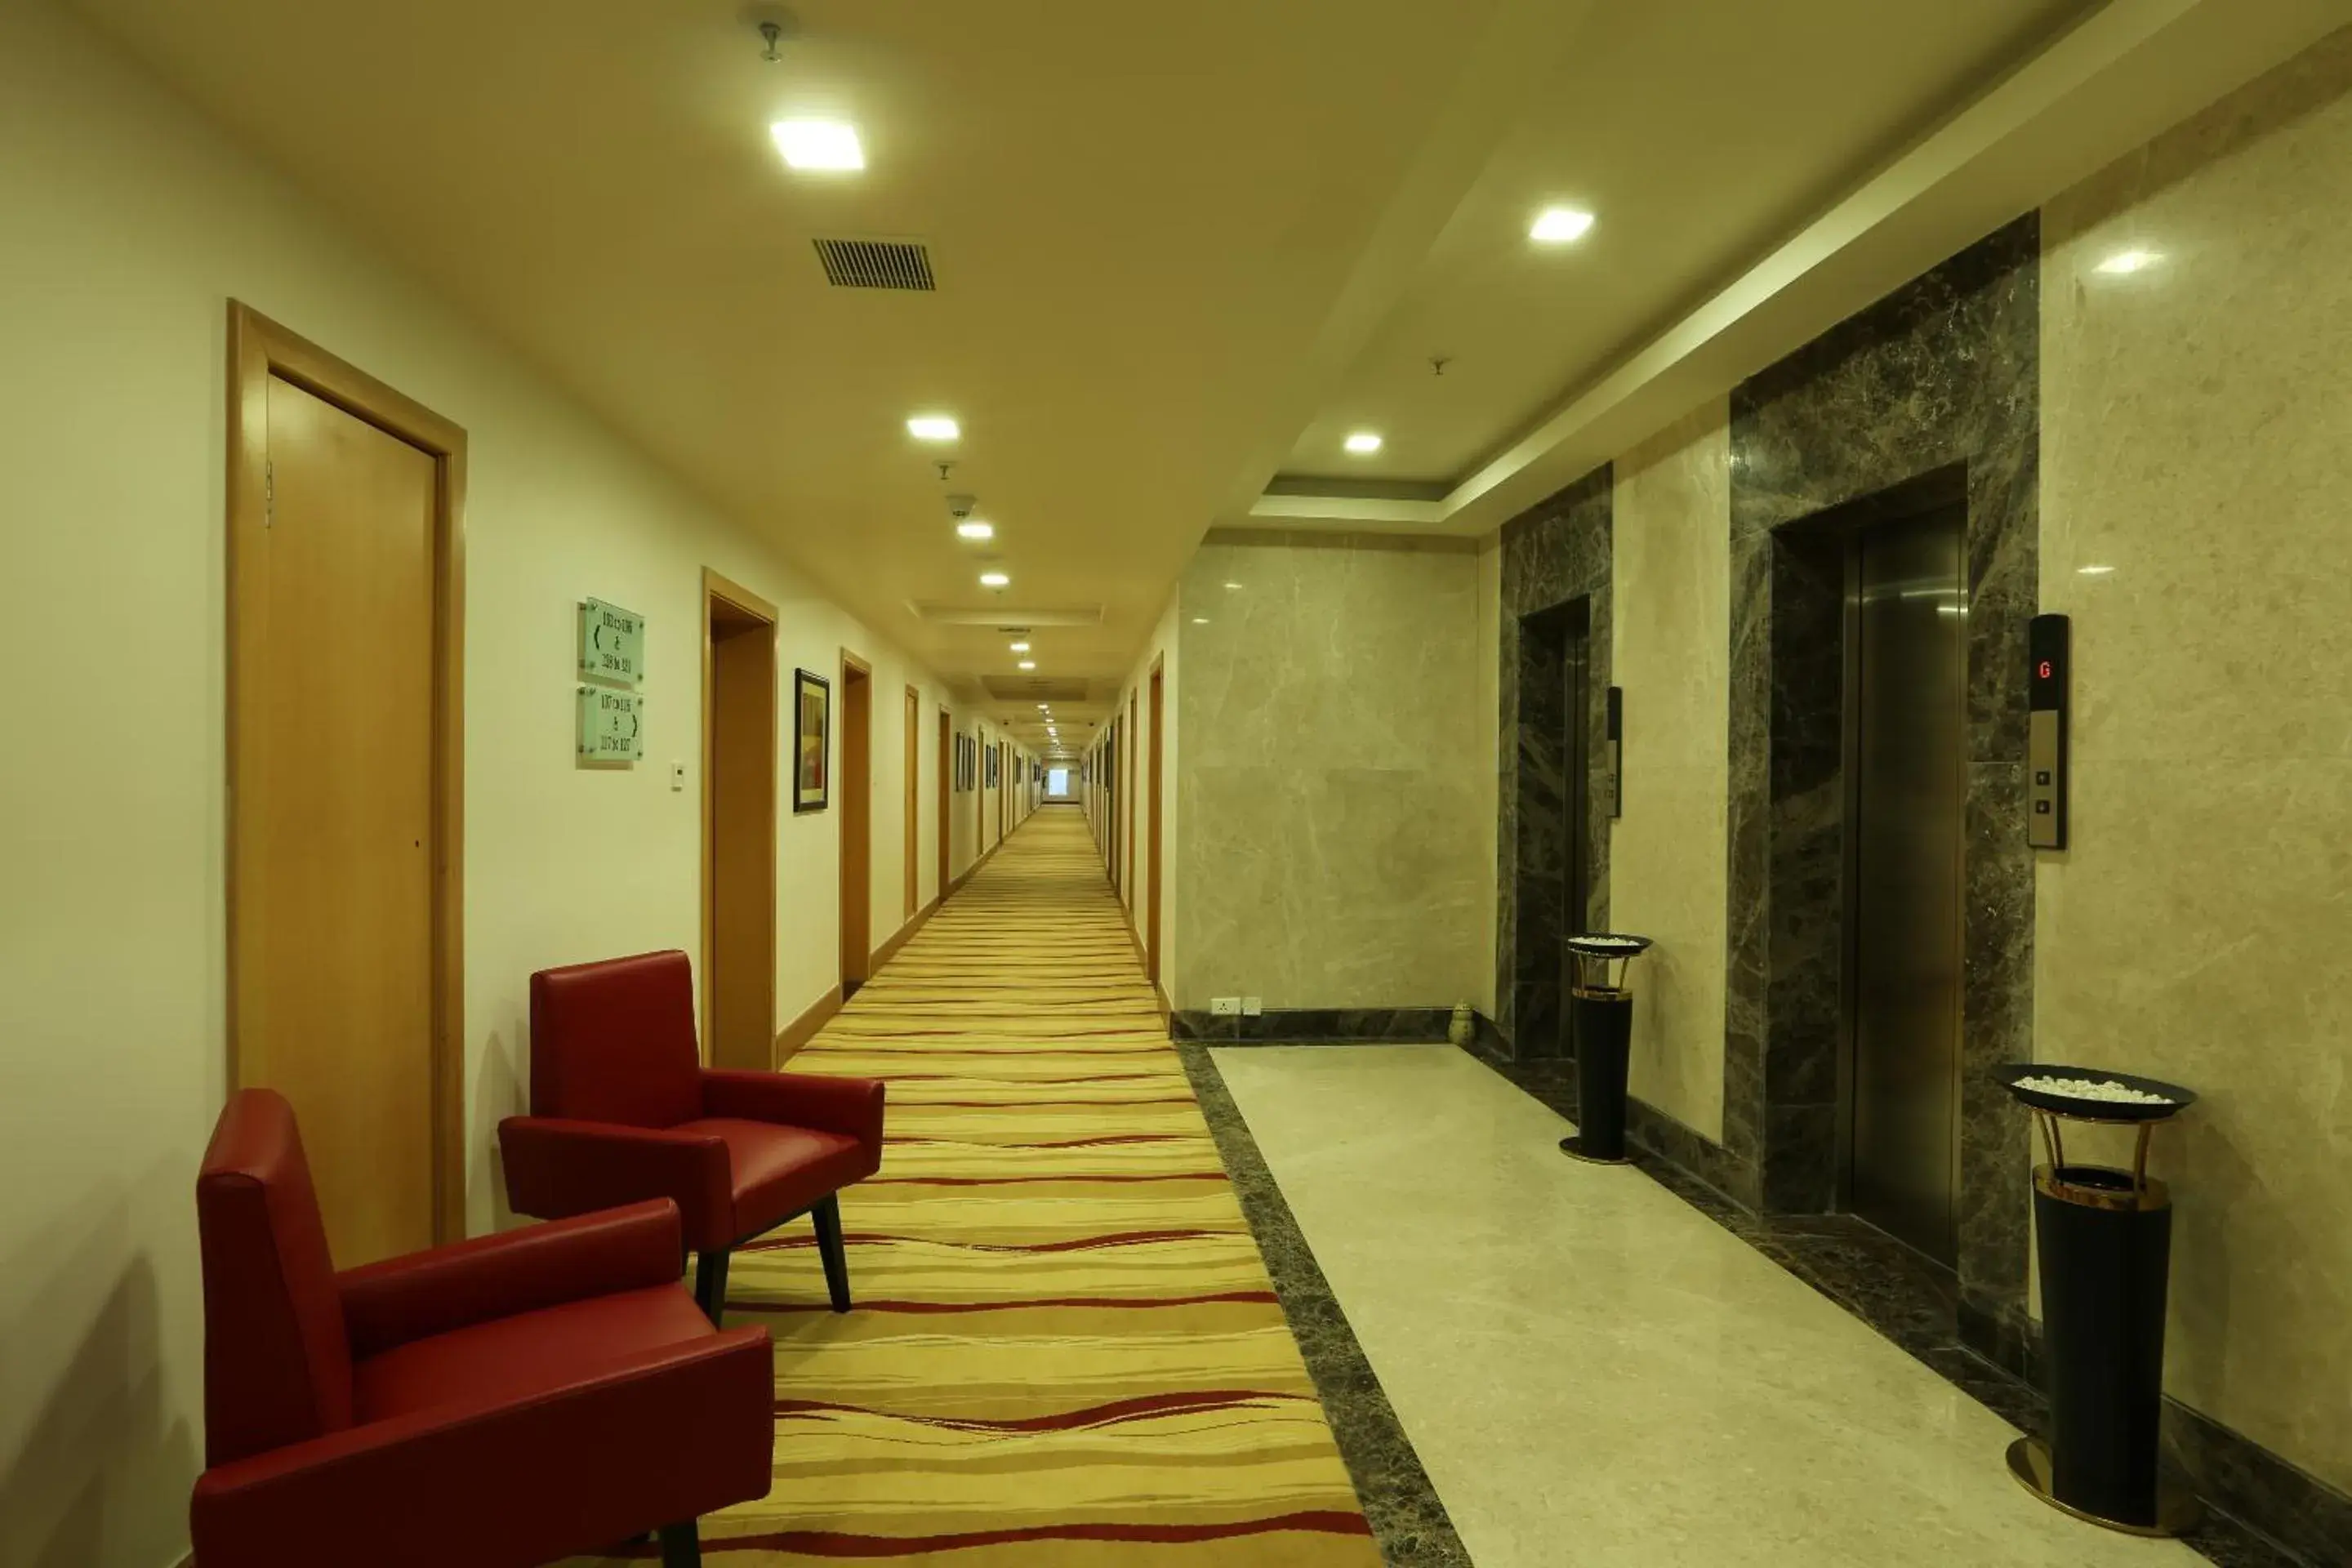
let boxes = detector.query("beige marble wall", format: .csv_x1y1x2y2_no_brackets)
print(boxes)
2040,27,2352,1493
1475,533,1503,1018
1609,403,1734,1142
1174,532,1486,1011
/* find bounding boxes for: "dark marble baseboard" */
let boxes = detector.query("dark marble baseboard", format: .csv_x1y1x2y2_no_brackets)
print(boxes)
1177,1042,1469,1566
1171,1006,1458,1044
1452,1039,2311,1566
2164,1399,2352,1568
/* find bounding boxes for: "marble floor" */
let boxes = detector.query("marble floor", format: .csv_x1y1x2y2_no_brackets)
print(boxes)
1211,1044,2208,1568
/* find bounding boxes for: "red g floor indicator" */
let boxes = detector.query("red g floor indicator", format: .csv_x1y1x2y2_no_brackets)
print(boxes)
2028,615,2069,849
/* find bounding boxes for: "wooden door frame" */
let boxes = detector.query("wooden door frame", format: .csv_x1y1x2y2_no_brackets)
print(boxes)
838,650,874,987
701,569,778,1066
226,301,467,1245
1124,693,1138,911
1147,658,1165,989
902,686,921,922
936,708,951,900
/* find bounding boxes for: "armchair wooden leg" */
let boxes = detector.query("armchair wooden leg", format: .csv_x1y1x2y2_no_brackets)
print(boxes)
693,1248,731,1325
657,1520,701,1567
812,1192,852,1312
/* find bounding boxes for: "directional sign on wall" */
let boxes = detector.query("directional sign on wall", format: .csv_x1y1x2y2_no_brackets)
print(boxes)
577,598,646,686
577,685,645,764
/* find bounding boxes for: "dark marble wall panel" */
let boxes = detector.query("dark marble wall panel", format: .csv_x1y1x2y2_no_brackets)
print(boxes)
1494,467,1612,1059
1726,216,2040,1331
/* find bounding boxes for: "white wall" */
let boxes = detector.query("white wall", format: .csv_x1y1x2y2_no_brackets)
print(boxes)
0,7,974,1565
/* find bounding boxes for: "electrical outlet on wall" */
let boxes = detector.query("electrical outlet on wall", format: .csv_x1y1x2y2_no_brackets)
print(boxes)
1210,997,1241,1017
670,760,687,792
1241,997,1263,1017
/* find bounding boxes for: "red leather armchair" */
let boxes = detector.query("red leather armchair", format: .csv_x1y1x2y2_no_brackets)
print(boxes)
500,950,886,1323
191,1088,771,1568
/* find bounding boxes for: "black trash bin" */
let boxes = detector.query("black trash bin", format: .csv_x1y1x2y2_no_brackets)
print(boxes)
1994,1063,2201,1537
1558,933,1651,1164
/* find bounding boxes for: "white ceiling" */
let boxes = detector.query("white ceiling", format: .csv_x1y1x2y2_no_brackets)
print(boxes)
68,0,2352,751
1280,0,2092,485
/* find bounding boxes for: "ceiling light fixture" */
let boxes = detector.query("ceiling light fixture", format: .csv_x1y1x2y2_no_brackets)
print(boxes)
1343,431,1383,456
907,415,960,442
1036,702,1049,710
1530,206,1595,244
772,119,865,172
1018,660,1036,670
979,571,1009,588
2078,564,2117,576
1192,617,1209,625
956,520,994,540
2095,248,2160,275
1009,641,1031,653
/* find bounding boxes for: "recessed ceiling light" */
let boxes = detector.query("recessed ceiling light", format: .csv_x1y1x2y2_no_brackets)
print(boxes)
1191,617,1210,625
772,119,865,172
1223,581,1242,590
1343,431,1383,456
907,415,960,442
2078,564,2116,576
1018,660,1036,670
979,571,1009,588
1009,640,1031,653
1530,207,1595,243
1036,702,1049,710
956,520,994,540
2095,248,2160,275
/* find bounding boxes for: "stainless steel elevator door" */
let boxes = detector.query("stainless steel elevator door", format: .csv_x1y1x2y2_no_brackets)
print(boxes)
1846,509,1965,1266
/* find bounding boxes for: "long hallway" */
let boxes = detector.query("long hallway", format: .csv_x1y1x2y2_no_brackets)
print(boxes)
662,808,1377,1565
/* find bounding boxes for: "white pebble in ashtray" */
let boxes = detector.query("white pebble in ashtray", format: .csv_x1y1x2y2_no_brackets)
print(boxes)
2015,1075,2173,1106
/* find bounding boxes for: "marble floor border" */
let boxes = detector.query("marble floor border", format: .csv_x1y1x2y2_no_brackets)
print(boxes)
1178,1042,1472,1568
1450,1041,2305,1568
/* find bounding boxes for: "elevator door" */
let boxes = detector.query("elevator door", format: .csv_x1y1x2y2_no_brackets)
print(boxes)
1846,509,1965,1266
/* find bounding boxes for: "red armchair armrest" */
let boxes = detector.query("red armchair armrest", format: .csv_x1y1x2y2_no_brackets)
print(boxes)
338,1200,682,1360
189,1326,773,1568
702,1070,884,1150
500,1117,731,1236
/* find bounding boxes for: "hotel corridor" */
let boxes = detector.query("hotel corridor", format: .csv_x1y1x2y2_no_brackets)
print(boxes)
604,808,1376,1565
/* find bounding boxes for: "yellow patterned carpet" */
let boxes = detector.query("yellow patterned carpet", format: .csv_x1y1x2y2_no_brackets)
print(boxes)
589,808,1376,1565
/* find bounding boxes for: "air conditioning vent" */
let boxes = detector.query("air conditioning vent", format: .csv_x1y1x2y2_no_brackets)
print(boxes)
813,238,936,291
982,676,1091,703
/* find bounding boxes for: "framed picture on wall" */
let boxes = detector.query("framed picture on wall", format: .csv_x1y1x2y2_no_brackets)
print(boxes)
794,669,830,813
985,745,998,788
957,733,969,791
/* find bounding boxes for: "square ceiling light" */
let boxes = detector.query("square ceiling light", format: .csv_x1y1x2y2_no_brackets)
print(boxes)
1530,207,1595,243
773,119,865,172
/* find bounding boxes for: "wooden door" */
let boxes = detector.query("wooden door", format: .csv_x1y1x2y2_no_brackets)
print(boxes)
237,372,440,1267
903,687,920,922
704,574,777,1070
840,657,872,990
1147,663,1165,986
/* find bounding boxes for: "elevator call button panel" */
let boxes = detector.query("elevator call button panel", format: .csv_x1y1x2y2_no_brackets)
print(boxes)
2028,613,2069,849
1603,687,1624,818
